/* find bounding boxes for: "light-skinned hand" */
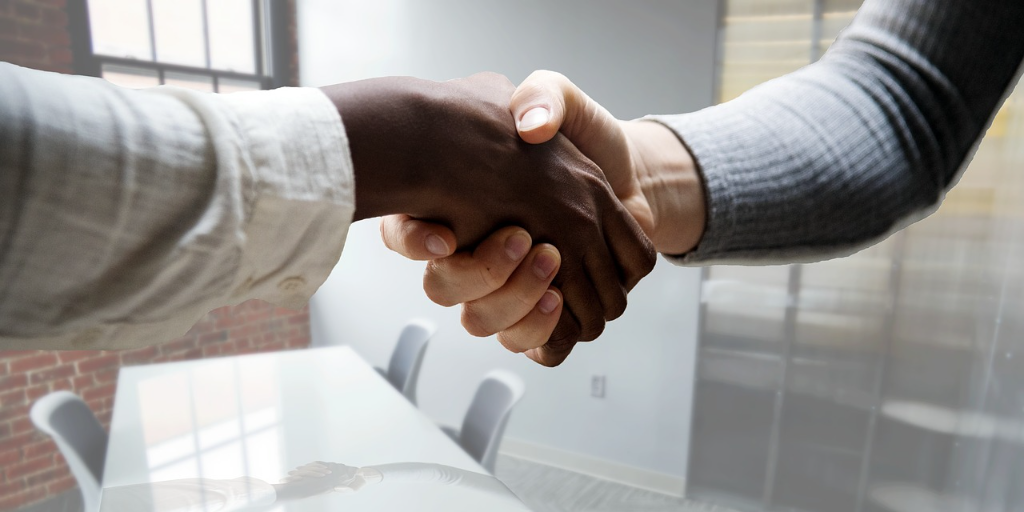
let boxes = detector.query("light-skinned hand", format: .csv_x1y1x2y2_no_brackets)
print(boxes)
381,70,705,366
326,72,656,354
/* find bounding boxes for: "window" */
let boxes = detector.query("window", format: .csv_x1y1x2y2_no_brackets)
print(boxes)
69,0,290,92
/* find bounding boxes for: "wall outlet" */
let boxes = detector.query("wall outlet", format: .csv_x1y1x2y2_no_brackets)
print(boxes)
591,375,606,398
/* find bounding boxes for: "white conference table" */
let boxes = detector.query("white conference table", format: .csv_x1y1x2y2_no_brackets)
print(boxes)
101,346,528,511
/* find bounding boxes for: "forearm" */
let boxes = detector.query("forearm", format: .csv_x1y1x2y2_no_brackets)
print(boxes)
320,77,441,221
651,0,1024,264
622,120,706,255
0,64,354,348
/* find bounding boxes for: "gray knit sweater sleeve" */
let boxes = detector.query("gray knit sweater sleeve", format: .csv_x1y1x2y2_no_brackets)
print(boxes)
651,0,1024,264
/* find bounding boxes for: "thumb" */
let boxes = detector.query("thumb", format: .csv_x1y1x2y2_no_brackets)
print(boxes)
510,70,576,144
512,71,635,197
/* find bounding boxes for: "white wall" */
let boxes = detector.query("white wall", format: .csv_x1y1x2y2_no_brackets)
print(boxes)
298,0,718,488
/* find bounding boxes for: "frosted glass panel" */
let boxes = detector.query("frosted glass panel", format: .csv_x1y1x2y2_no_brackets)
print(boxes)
692,2,1024,512
152,0,207,67
207,0,257,73
88,0,152,60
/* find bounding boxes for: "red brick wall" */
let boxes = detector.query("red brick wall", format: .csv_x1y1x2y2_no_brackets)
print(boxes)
0,302,311,511
0,0,73,74
0,1,308,510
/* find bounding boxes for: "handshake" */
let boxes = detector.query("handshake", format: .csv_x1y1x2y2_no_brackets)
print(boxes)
320,71,706,367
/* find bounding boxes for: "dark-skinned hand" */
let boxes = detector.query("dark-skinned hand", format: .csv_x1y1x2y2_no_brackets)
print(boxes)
320,73,655,360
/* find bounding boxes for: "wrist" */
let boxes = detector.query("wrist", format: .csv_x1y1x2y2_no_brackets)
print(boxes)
320,77,440,221
623,120,706,255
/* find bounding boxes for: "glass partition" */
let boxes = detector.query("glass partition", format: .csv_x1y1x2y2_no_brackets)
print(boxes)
689,2,1024,511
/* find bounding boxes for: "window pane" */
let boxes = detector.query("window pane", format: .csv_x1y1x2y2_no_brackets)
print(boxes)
88,0,152,60
102,64,159,88
217,77,261,93
207,0,256,73
164,71,214,92
152,0,207,67
720,0,815,102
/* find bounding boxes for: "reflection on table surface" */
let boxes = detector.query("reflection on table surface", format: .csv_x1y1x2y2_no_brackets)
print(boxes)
102,346,528,511
101,461,522,512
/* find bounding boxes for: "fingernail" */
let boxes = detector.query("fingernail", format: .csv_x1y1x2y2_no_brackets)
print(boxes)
426,234,449,256
518,107,550,132
538,290,560,314
505,231,531,261
532,250,558,279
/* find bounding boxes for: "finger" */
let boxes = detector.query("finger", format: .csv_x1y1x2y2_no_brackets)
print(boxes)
495,287,563,353
525,336,576,367
513,72,635,194
511,70,572,144
380,214,457,260
460,244,560,338
527,307,581,368
424,227,532,307
584,242,629,322
555,264,607,342
604,203,658,292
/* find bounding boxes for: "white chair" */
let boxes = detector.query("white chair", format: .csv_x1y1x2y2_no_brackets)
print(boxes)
375,319,435,404
30,391,107,512
441,370,526,474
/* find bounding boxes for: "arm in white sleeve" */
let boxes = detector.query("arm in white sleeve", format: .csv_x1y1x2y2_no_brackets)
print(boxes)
0,63,355,349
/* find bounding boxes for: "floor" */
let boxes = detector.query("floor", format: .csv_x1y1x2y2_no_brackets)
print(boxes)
495,455,740,512
15,456,739,512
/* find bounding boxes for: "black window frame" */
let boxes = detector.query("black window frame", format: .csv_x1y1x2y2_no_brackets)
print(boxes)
67,0,293,91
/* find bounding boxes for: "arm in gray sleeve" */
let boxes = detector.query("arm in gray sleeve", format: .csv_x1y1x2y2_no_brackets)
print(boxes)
652,0,1024,264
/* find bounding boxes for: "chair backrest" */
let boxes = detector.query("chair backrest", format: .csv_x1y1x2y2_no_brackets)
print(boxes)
30,391,108,512
387,319,436,404
458,370,526,473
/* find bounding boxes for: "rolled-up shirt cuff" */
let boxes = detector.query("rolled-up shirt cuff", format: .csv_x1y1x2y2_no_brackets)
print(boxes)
218,87,355,309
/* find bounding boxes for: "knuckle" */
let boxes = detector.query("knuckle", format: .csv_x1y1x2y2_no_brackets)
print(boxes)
537,354,562,368
423,265,458,307
476,262,505,292
534,69,568,86
581,321,602,342
460,303,495,338
379,218,398,250
641,245,657,273
549,317,580,346
537,342,574,367
496,332,525,353
512,288,538,312
604,289,628,321
577,317,606,342
424,286,457,308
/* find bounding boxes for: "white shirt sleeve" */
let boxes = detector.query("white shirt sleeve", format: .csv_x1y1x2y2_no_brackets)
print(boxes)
0,63,355,350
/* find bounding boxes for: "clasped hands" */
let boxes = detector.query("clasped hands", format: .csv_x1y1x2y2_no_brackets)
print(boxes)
322,71,705,367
